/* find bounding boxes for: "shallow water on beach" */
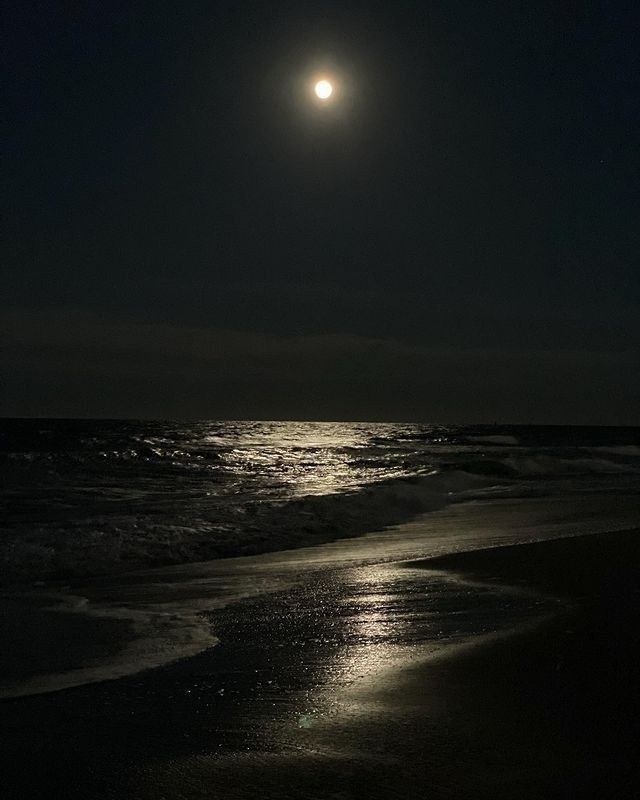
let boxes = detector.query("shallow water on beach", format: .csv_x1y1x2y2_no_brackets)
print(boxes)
2,420,639,716
1,530,563,798
2,493,638,700
2,488,639,799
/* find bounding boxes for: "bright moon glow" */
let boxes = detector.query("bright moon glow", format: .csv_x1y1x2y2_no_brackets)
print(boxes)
314,80,333,100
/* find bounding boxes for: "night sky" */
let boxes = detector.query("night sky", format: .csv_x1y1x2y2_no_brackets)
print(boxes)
4,1,639,423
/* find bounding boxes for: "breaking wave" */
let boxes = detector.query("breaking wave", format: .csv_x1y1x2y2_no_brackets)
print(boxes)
1,419,639,583
1,470,489,583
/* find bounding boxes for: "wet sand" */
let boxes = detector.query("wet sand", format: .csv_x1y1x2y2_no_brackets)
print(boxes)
396,529,640,798
2,524,639,799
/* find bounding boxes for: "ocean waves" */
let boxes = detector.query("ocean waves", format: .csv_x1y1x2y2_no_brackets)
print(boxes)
0,470,486,583
1,420,639,583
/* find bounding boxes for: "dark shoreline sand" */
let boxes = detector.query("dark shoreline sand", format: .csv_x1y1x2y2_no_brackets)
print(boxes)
411,526,640,599
391,528,640,798
2,527,639,799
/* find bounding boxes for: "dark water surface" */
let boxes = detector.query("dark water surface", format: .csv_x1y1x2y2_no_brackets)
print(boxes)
1,421,639,798
2,419,638,581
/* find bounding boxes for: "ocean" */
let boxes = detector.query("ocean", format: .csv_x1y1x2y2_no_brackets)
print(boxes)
1,419,639,702
2,419,639,583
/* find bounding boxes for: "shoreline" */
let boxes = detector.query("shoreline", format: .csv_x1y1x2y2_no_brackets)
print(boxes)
407,526,640,599
1,498,638,700
2,516,639,798
383,528,640,797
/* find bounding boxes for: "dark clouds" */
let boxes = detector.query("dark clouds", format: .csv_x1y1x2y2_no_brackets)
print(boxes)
3,308,638,423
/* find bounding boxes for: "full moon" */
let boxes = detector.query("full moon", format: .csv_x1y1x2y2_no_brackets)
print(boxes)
314,80,333,100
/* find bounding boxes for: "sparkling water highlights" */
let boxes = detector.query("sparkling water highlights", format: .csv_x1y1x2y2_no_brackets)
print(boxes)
2,419,639,582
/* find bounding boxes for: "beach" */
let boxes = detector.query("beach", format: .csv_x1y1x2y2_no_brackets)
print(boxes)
2,493,639,799
400,530,640,799
6,0,639,791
